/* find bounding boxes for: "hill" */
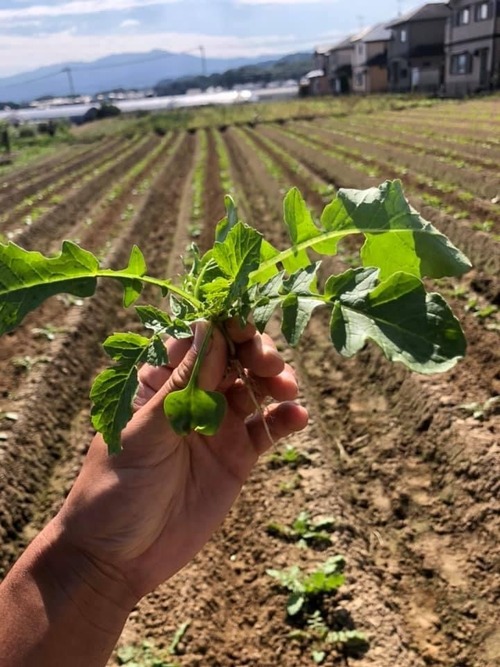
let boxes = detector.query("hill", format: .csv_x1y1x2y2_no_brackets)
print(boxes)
154,53,314,96
0,50,290,104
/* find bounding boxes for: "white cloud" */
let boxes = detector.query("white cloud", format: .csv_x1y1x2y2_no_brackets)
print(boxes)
0,29,316,76
0,0,180,22
120,19,140,28
235,0,328,4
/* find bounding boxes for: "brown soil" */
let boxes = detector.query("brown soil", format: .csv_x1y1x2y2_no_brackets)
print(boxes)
281,123,500,224
317,117,500,173
0,136,124,215
256,125,500,276
0,109,498,667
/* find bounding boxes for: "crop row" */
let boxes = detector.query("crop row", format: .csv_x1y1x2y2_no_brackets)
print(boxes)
0,133,189,571
0,136,124,212
0,117,497,667
250,124,500,275
206,125,499,666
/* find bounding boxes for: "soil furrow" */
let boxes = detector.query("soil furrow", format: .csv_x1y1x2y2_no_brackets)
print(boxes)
0,136,136,232
285,123,500,221
0,136,123,213
0,133,177,421
0,141,99,192
316,117,500,173
219,126,500,666
0,133,194,574
12,135,158,251
206,126,432,665
258,125,500,276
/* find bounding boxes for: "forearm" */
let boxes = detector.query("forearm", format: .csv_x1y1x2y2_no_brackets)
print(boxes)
0,520,136,667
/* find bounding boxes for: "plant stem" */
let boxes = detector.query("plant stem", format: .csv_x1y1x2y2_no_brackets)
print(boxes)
98,270,202,308
188,321,215,389
220,322,275,448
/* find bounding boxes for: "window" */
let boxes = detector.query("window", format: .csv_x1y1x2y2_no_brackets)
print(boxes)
400,28,407,42
355,72,364,87
455,6,471,24
357,43,363,56
450,52,472,74
475,2,490,20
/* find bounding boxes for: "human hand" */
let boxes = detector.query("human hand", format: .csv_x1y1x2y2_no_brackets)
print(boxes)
52,321,308,602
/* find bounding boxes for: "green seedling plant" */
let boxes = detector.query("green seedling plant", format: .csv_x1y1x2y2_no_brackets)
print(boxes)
116,640,179,667
268,444,311,469
305,611,368,663
267,511,335,548
31,324,67,341
0,180,471,454
267,555,346,616
278,476,301,496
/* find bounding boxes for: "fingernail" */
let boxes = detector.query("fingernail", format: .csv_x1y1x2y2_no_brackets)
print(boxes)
193,322,212,353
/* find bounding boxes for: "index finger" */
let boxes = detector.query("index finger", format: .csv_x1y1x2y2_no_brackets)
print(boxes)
224,319,256,344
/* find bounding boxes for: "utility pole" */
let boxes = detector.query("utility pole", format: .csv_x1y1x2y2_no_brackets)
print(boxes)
62,66,75,98
199,45,207,77
397,0,403,17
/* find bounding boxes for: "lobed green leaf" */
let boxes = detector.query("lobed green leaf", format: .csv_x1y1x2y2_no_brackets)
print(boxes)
330,272,466,373
251,181,471,284
91,332,168,453
0,240,98,335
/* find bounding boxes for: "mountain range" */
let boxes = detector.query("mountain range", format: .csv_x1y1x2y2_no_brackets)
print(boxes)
0,50,302,104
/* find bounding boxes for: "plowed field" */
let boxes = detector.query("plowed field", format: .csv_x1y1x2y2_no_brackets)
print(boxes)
1,97,499,667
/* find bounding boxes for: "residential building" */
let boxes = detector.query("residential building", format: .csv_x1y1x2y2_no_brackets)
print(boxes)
299,68,330,95
445,0,500,95
387,3,450,93
351,24,392,94
299,46,332,95
328,36,355,94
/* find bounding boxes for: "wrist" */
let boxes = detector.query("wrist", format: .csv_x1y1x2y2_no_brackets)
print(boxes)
37,518,138,632
0,520,137,666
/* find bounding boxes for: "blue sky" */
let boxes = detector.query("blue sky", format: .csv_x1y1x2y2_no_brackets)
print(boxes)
0,0,442,77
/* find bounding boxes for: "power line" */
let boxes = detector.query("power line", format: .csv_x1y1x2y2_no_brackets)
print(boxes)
0,69,63,91
0,35,327,95
0,47,204,92
62,67,75,97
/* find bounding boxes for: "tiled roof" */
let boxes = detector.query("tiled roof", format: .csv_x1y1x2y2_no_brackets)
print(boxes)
330,35,355,51
387,2,450,27
315,35,354,54
351,23,392,43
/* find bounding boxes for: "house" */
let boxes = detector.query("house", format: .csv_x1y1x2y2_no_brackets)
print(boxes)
328,36,355,94
306,46,334,95
351,24,392,94
445,0,500,95
386,3,450,93
299,68,330,96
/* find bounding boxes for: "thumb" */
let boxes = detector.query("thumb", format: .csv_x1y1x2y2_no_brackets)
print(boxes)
116,323,229,459
163,321,229,396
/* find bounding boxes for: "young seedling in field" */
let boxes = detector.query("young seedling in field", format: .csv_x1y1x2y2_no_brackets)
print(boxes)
278,475,302,496
116,640,179,667
268,444,311,469
0,180,471,453
267,555,346,616
304,611,369,663
267,511,335,548
31,324,66,341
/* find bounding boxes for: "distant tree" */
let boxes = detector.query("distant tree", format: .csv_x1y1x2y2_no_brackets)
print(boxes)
96,103,121,119
1,125,10,154
154,53,314,96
